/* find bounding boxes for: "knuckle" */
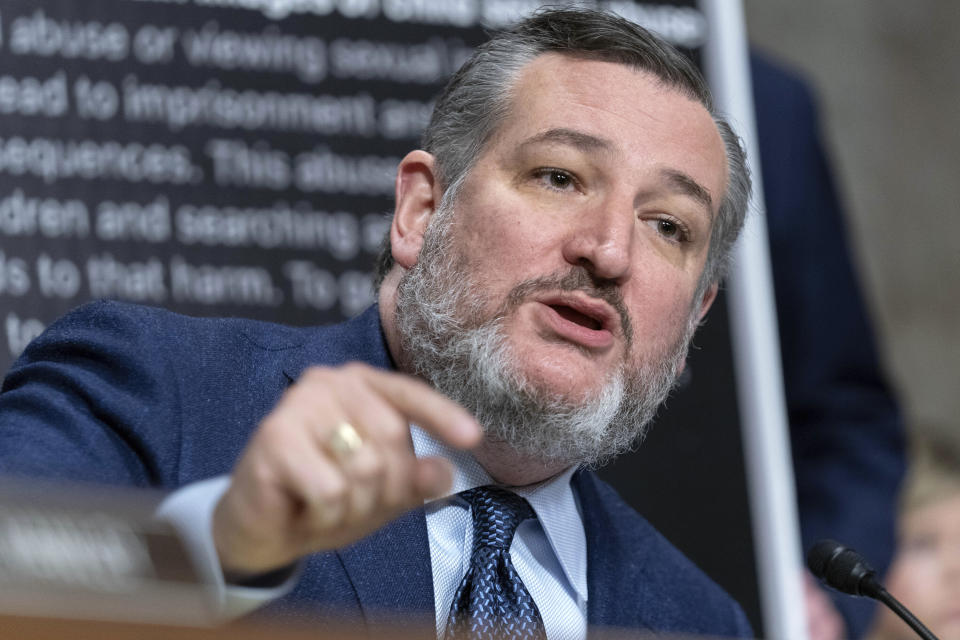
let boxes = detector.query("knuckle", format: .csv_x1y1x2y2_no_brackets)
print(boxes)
405,375,435,398
247,458,275,489
276,385,313,413
315,474,347,503
390,380,413,405
257,413,285,437
255,409,301,443
379,418,409,446
297,367,344,394
296,367,326,389
306,500,342,534
351,449,384,483
301,365,332,381
340,362,370,378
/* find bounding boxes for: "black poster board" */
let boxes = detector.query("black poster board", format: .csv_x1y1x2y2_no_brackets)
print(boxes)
0,0,759,630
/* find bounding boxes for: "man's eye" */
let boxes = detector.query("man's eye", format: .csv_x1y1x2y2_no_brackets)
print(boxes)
658,220,679,238
646,218,689,243
535,169,576,191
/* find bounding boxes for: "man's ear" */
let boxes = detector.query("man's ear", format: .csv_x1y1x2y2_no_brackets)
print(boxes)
391,150,441,270
696,282,719,323
677,282,719,376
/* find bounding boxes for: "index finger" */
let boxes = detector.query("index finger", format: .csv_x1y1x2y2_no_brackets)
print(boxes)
360,367,481,449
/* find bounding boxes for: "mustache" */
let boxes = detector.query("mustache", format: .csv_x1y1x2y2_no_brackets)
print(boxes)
501,268,633,348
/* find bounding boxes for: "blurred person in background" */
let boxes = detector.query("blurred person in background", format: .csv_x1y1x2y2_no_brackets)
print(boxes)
867,430,960,640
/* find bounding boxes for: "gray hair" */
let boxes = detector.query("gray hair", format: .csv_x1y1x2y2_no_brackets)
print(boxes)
374,7,750,290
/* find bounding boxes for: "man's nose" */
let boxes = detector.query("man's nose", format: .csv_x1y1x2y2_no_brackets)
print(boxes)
561,197,635,282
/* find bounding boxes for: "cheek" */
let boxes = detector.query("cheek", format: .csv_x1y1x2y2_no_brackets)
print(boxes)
626,267,697,330
458,208,564,282
885,553,942,617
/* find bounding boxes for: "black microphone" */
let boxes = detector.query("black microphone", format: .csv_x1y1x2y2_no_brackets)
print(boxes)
807,539,940,640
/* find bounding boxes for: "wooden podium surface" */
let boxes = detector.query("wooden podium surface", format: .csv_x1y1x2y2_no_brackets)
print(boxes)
0,614,386,640
0,481,747,639
0,615,740,640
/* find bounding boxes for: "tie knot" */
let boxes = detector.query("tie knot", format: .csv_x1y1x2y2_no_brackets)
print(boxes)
460,485,535,551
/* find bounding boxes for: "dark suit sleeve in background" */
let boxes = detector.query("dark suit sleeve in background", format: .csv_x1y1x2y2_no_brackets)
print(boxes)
751,53,907,638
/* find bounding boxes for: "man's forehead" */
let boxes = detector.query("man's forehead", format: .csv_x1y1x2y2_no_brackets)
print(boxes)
505,54,722,156
509,51,700,107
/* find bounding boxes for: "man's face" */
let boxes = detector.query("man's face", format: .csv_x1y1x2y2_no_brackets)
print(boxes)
440,53,727,403
391,53,727,468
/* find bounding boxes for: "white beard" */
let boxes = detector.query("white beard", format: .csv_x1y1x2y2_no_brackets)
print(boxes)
393,199,700,468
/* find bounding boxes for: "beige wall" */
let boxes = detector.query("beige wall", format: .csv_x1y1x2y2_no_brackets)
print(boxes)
743,0,960,436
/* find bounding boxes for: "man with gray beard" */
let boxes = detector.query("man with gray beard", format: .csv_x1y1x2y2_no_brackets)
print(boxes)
0,8,752,639
393,191,699,470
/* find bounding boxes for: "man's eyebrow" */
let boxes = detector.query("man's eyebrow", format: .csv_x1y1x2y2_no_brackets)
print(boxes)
661,168,714,215
519,129,716,216
518,128,613,154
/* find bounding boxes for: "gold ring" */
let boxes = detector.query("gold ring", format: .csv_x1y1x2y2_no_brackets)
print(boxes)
327,422,363,459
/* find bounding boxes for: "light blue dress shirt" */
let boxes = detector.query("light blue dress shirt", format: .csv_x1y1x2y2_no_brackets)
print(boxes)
159,426,589,639
411,426,588,640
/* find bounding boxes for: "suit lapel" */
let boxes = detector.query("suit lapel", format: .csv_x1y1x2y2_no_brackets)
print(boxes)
575,471,658,634
337,507,435,627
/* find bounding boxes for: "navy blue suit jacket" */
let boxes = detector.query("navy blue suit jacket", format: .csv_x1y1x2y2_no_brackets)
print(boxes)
0,301,751,637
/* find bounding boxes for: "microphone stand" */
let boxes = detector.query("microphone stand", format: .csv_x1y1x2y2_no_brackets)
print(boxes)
807,540,941,640
874,587,940,640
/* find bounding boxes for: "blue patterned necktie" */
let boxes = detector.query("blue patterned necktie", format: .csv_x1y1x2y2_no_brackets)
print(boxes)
444,485,546,640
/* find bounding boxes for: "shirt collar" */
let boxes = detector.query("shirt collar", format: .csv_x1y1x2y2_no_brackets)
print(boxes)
410,425,588,603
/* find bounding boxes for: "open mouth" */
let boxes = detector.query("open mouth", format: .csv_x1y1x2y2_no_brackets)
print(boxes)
535,295,616,350
549,304,603,331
